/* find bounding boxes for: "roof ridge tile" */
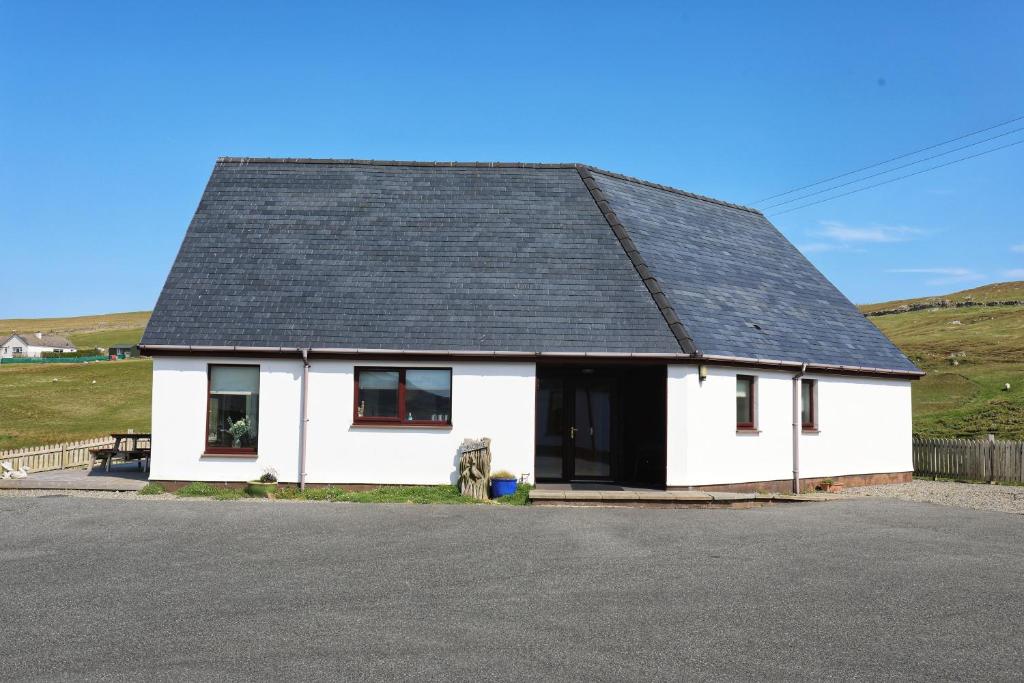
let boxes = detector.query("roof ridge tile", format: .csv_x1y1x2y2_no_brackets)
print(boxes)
576,166,700,356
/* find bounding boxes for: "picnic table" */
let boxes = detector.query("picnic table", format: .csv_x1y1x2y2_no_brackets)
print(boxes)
90,433,151,473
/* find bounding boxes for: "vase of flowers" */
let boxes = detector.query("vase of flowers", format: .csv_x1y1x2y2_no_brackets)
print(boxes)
228,417,250,448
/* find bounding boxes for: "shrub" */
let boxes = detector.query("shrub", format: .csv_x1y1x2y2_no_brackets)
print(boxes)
41,348,103,358
138,482,165,495
494,483,532,505
258,469,278,483
490,470,516,480
176,482,221,497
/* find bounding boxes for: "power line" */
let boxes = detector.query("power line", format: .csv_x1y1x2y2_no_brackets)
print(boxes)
762,125,1024,210
767,137,1024,217
750,113,1024,205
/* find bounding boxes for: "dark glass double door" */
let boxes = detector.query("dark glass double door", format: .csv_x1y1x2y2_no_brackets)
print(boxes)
536,371,616,482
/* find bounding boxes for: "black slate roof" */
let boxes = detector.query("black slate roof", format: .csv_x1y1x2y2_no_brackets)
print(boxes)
143,158,919,373
588,169,919,372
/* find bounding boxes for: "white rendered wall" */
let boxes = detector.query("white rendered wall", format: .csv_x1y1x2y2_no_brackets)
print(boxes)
666,365,912,487
150,356,536,485
150,356,304,483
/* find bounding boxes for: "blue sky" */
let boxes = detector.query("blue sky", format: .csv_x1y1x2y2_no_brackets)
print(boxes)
2,1,1022,318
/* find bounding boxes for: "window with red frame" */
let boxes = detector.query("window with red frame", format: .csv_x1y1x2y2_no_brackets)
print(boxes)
206,364,260,453
354,368,452,426
736,375,756,430
801,379,817,430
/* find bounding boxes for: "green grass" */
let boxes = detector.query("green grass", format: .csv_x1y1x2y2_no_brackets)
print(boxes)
493,483,533,505
170,482,533,505
139,482,165,495
275,484,486,504
175,482,223,497
0,358,152,450
0,311,153,450
68,327,145,350
862,281,1024,440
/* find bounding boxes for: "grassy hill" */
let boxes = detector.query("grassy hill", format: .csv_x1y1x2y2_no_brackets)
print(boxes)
861,281,1024,315
0,312,152,450
0,310,150,349
861,282,1024,440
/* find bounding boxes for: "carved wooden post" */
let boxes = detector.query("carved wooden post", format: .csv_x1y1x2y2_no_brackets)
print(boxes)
457,438,492,500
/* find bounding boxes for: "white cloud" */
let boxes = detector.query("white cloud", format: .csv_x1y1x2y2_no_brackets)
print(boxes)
1011,244,1024,253
1001,269,1024,279
817,221,925,244
887,267,986,286
797,242,838,254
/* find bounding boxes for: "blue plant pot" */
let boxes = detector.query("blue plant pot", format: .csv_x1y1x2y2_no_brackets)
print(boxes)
490,478,518,498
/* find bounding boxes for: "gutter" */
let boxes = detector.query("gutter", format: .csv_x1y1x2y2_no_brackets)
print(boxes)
792,363,808,494
137,344,923,379
299,349,311,491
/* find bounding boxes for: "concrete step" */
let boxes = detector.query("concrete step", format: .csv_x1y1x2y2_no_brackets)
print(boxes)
528,489,838,508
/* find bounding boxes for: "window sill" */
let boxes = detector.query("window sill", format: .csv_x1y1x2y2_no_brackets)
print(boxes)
202,451,258,458
736,428,761,435
802,428,820,434
350,422,452,430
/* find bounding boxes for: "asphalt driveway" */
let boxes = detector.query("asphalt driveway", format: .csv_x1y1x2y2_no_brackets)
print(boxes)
1,496,1022,681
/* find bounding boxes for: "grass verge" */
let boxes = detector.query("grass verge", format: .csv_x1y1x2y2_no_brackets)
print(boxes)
139,482,165,495
169,482,533,505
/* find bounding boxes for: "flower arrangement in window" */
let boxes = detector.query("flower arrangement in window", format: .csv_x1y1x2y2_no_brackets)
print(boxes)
228,417,252,448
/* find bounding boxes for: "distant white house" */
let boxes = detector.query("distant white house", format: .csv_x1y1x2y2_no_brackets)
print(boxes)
0,332,77,358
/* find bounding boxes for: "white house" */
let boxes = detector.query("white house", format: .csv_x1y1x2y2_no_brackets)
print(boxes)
0,332,76,358
141,158,921,493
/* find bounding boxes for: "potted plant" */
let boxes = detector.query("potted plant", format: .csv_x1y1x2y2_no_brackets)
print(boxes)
818,478,844,493
246,468,278,497
489,470,518,498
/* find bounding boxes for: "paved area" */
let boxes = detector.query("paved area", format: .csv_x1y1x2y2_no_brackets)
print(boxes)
848,478,1024,514
1,497,1022,681
530,487,832,506
0,463,147,491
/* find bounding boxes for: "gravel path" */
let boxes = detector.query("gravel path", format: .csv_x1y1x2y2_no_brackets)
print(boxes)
847,479,1024,514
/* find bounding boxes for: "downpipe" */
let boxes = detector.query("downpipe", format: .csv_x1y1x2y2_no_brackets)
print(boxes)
792,362,808,494
299,349,311,490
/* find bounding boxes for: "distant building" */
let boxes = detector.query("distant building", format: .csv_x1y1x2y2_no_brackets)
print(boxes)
0,332,77,358
109,344,139,358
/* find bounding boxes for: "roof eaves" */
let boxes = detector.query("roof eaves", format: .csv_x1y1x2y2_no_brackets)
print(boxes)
576,166,700,356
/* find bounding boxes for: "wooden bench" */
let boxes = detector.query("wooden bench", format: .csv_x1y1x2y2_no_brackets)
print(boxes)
89,448,117,471
125,449,151,472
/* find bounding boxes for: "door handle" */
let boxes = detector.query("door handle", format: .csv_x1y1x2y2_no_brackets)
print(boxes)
569,426,577,439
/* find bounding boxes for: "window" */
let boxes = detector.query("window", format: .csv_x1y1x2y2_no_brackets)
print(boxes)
736,375,756,430
206,365,260,454
354,367,451,426
13,347,23,354
801,379,817,430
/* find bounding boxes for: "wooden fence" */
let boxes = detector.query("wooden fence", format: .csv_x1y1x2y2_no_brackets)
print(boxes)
0,435,149,474
913,436,1024,484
